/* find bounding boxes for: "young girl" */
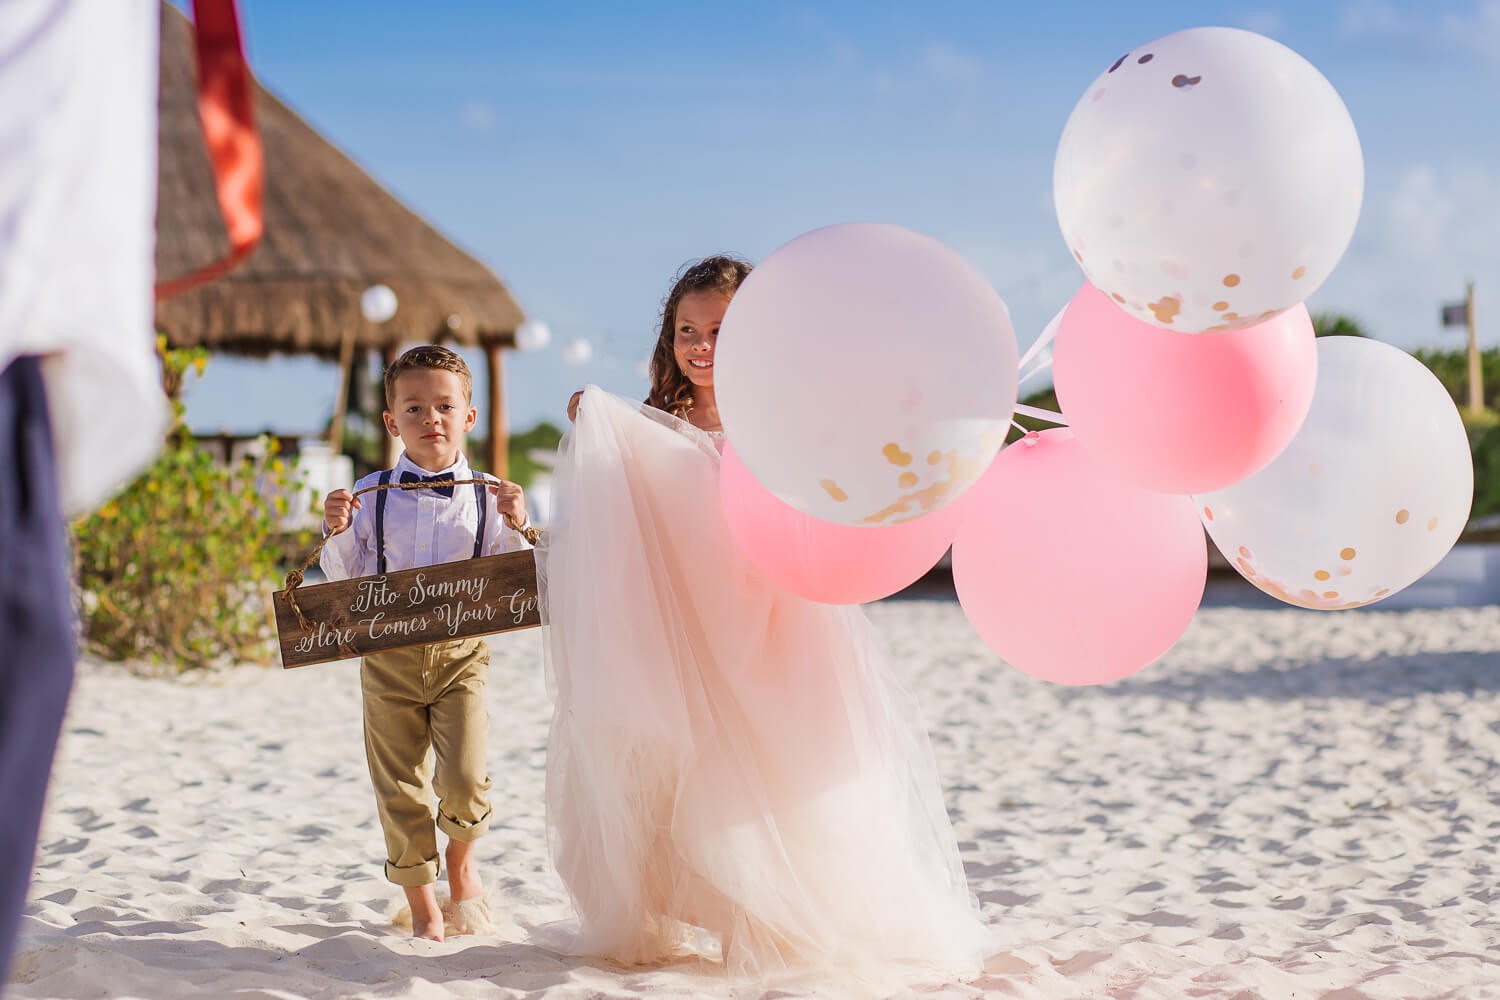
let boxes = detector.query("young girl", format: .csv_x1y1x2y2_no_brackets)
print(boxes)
540,256,990,989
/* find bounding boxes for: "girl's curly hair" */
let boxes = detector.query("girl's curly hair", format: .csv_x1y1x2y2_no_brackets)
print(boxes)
645,255,753,418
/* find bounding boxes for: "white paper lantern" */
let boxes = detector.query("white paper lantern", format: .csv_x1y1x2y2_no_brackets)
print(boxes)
359,284,399,323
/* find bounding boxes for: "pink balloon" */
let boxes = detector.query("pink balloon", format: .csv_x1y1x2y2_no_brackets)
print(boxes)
953,429,1206,685
1052,283,1317,495
721,444,963,604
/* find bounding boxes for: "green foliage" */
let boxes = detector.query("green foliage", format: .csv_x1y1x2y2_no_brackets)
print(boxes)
505,421,564,488
466,421,564,486
1413,347,1500,412
1461,407,1500,524
1007,387,1063,444
71,340,306,669
1310,312,1370,338
1413,348,1500,522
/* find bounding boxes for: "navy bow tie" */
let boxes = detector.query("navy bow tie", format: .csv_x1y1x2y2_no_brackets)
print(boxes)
399,470,455,499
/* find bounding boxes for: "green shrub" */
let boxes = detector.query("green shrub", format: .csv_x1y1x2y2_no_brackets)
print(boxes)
1007,387,1063,444
1461,407,1500,523
71,342,306,670
1413,349,1500,522
1414,347,1500,412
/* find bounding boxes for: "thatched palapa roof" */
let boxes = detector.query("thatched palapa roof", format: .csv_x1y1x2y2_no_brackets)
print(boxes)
153,2,525,358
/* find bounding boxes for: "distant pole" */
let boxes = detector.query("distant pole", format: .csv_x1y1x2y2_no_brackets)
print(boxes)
382,344,400,469
328,326,356,454
485,341,509,478
1466,280,1482,414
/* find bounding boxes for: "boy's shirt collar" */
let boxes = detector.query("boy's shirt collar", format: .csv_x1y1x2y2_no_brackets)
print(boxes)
393,451,469,480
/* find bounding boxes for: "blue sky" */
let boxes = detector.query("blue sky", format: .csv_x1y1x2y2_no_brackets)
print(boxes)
178,1,1500,436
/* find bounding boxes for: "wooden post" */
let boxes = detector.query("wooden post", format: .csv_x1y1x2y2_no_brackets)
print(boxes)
328,326,357,454
1465,281,1483,414
382,343,400,468
485,340,508,477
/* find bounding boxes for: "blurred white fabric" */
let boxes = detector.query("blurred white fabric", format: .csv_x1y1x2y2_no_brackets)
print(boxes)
0,0,167,515
536,387,990,989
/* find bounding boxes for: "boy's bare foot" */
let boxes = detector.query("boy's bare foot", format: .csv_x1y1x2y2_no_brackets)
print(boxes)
445,838,484,902
403,883,444,941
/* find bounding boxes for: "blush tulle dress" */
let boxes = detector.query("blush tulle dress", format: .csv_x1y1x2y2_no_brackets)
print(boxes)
535,387,990,988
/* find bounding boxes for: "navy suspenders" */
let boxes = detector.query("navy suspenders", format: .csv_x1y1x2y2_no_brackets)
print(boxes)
471,478,488,559
374,469,392,575
372,469,489,573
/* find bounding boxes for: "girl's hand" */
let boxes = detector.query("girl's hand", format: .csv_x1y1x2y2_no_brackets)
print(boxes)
490,479,529,528
567,390,584,423
323,488,360,534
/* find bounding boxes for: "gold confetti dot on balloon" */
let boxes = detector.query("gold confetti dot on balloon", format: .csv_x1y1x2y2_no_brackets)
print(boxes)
1376,587,1390,597
1202,506,1214,521
927,451,942,466
898,472,919,488
1427,517,1439,531
820,479,848,502
1292,265,1307,280
1396,509,1410,525
1340,547,1357,560
1323,591,1339,599
1315,570,1330,581
1239,545,1252,558
1111,292,1126,304
1223,274,1241,287
1212,300,1229,311
1222,311,1240,321
1148,296,1182,324
882,443,912,467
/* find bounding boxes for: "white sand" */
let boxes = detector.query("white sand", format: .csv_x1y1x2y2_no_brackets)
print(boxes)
11,596,1500,999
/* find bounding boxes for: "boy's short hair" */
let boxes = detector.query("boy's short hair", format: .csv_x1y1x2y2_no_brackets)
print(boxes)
383,345,473,409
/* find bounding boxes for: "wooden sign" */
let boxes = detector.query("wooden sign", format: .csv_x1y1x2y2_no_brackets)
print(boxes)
273,550,541,669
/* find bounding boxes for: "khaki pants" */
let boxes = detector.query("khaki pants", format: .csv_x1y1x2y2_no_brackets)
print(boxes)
361,637,493,886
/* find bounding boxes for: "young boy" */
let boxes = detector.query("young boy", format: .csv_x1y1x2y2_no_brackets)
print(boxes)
320,345,533,942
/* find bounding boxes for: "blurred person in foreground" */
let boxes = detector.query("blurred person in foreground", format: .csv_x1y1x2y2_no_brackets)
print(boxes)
0,0,168,981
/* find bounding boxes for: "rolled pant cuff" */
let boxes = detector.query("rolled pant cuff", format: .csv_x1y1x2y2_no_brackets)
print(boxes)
437,809,492,843
384,857,440,887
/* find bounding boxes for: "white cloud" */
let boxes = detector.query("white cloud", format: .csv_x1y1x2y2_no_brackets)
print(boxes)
1338,0,1500,66
1337,0,1405,39
1240,9,1288,37
828,36,860,69
1313,158,1500,348
1439,0,1500,66
460,99,498,133
919,41,982,87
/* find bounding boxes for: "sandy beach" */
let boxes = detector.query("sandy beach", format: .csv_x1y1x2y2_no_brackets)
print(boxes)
10,593,1500,999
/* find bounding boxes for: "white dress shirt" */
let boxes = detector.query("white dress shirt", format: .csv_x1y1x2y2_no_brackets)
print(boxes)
320,452,532,582
0,0,168,516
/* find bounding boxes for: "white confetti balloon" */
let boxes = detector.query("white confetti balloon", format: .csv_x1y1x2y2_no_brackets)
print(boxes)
1054,27,1363,333
715,223,1018,526
1195,337,1472,609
